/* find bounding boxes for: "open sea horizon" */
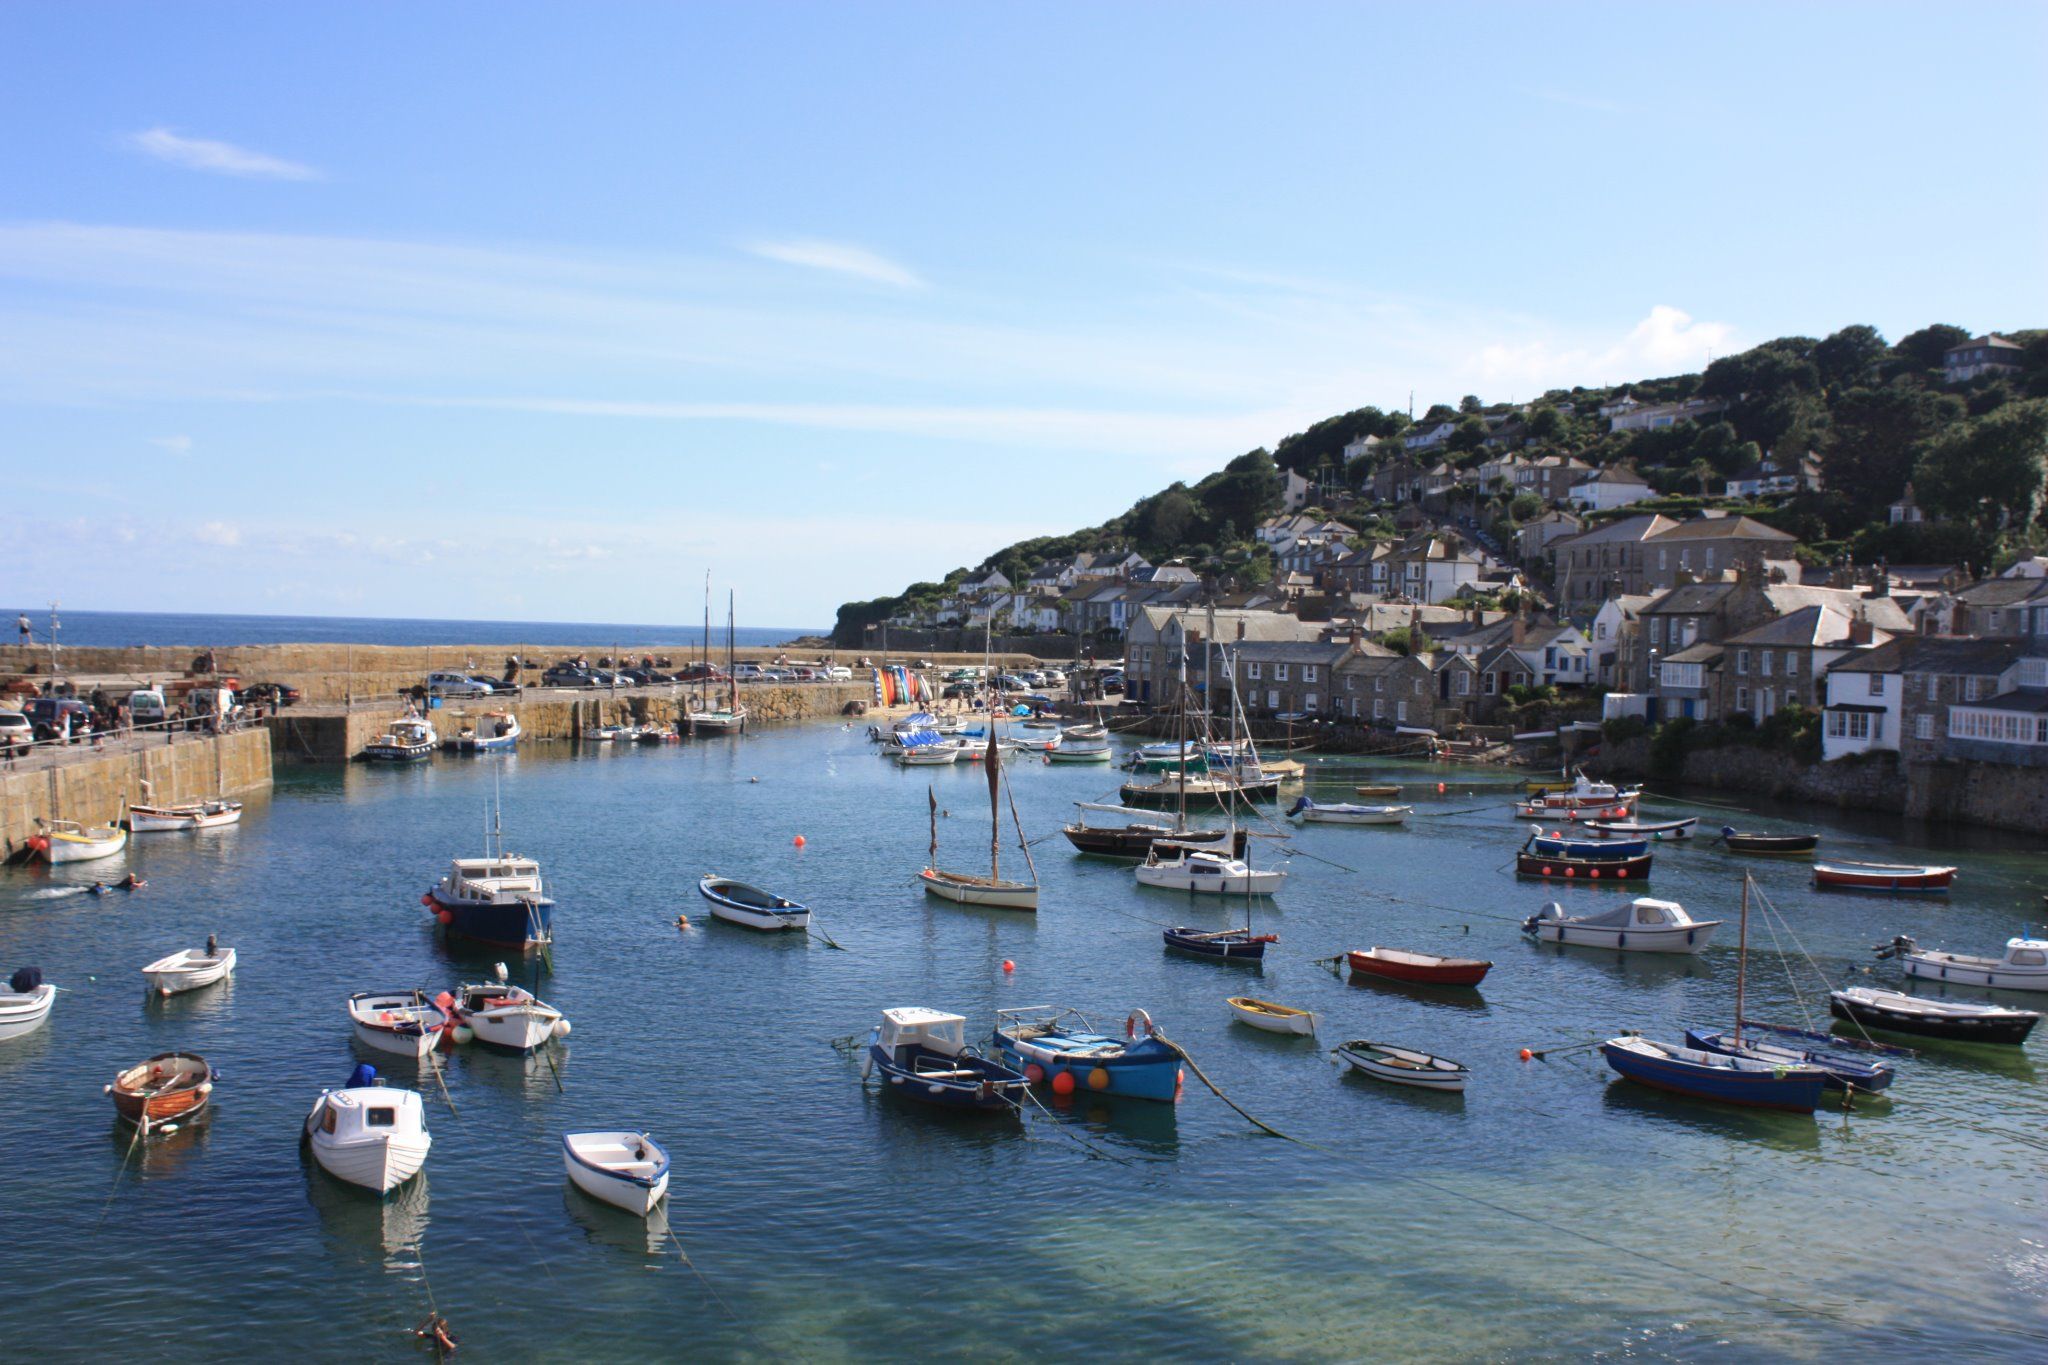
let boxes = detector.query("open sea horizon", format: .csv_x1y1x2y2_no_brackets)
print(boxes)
4,608,824,651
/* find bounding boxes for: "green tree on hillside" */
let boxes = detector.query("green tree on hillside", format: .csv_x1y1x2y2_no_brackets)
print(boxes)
1914,400,2048,528
1814,324,1888,390
1825,383,1964,524
1199,449,1283,533
1892,323,1972,374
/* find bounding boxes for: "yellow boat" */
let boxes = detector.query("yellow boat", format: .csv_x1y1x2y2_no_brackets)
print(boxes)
1226,996,1317,1037
1354,783,1400,798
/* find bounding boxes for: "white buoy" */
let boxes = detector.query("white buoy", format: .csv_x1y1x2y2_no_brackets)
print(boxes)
554,1018,572,1038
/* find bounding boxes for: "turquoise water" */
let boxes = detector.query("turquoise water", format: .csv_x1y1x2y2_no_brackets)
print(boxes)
3,724,2045,1360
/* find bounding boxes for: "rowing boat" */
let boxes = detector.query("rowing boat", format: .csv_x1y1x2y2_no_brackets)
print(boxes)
1225,996,1316,1035
1331,1040,1469,1092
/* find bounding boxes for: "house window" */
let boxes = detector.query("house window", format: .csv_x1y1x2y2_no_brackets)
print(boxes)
1248,663,1262,680
1760,652,1772,677
1302,665,1318,682
1374,677,1384,693
1414,679,1425,695
1397,701,1409,722
1374,699,1385,719
1483,673,1497,695
1456,672,1471,695
1345,676,1357,691
1914,714,1933,740
1737,650,1749,676
1870,674,1884,696
1304,692,1319,712
1736,687,1750,711
1964,676,1983,702
1275,664,1291,682
1651,618,1665,645
1827,711,1871,741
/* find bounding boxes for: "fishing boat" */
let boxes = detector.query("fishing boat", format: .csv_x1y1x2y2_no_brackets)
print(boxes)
1061,807,1244,860
862,1008,1029,1111
1345,947,1492,988
894,733,963,766
993,1006,1182,1100
1814,860,1957,893
1716,826,1818,856
443,969,568,1052
1162,923,1275,961
449,712,521,752
1829,986,2040,1045
1600,1035,1826,1112
564,1131,671,1215
920,733,1039,911
1580,816,1696,841
1137,843,1285,895
128,800,243,832
1331,1040,1470,1093
1226,996,1316,1035
1511,774,1640,819
363,717,436,762
1522,826,1649,861
1883,934,2048,993
1353,783,1401,798
1286,797,1410,826
687,582,749,736
1522,897,1719,953
423,796,554,948
107,1052,214,1132
26,818,127,864
304,1064,432,1193
697,875,812,931
0,967,55,1042
141,940,236,996
347,990,448,1060
1515,847,1652,882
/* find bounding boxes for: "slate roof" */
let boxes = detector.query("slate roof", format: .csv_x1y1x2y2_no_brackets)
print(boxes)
1645,515,1797,544
1828,636,2025,675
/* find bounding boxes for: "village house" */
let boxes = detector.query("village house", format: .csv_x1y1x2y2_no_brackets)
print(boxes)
1515,454,1594,504
1952,576,2048,641
1371,459,1426,505
1942,334,2024,384
1639,516,1800,594
1334,650,1443,727
1123,606,1324,709
1377,533,1485,603
1588,594,1654,689
1719,604,1886,724
1723,450,1822,500
1567,464,1653,513
1474,451,1529,493
1888,483,1927,526
1822,637,2044,764
1603,396,1728,433
1401,420,1459,455
1549,513,1680,608
1516,509,1584,565
1212,640,1359,718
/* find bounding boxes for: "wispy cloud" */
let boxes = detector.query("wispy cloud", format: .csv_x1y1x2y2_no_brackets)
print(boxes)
125,128,320,181
743,238,923,289
1471,305,1738,393
192,520,241,546
149,434,193,454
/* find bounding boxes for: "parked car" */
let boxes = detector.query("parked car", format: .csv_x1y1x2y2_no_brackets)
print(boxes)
237,682,302,708
0,710,33,755
734,663,767,681
824,665,852,681
1100,671,1126,694
23,697,91,741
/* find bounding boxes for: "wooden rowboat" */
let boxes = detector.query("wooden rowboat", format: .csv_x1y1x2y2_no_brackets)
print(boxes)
1353,784,1400,798
106,1051,213,1132
1716,827,1818,856
1346,946,1492,988
1516,850,1652,882
1331,1040,1469,1092
698,874,812,931
1813,860,1956,893
1226,996,1316,1036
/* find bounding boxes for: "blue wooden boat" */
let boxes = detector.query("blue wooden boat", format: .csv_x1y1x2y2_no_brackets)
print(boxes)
1684,1027,1895,1093
863,1008,1027,1111
1163,926,1273,961
991,1006,1182,1101
1601,1035,1827,1112
1524,826,1649,861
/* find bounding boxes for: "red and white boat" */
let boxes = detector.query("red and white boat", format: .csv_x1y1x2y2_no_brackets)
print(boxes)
1346,946,1492,987
1512,775,1640,821
129,800,243,833
1813,860,1957,893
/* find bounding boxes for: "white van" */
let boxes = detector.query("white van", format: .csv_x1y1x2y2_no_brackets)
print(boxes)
127,688,169,727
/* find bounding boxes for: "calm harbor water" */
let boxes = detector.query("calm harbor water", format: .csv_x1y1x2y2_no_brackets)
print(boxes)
4,608,817,650
3,723,2045,1360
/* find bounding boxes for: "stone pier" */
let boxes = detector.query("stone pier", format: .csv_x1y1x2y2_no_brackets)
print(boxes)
0,727,273,859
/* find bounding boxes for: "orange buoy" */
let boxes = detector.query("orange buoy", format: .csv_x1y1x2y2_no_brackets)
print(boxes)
793,835,806,848
1051,1070,1076,1096
1024,1063,1045,1082
1087,1067,1111,1091
1001,959,1015,973
1519,1048,1533,1062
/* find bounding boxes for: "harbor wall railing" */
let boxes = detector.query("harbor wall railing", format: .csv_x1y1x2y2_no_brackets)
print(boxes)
0,727,272,859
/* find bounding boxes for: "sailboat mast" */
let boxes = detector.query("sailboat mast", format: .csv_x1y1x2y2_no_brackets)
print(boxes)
1735,874,1749,1046
702,572,710,679
1174,636,1189,834
727,590,738,710
928,785,938,869
987,728,1002,880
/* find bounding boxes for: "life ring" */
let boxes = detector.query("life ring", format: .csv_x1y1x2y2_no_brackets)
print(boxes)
1125,1007,1154,1041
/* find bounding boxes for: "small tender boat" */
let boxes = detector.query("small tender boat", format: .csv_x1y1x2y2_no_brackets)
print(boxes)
1163,926,1274,961
0,967,56,1042
1346,946,1492,988
563,1131,671,1216
444,970,569,1052
1331,1040,1469,1092
1885,935,2048,994
1227,996,1316,1035
1522,897,1719,953
107,1052,214,1131
348,990,447,1060
1684,1027,1895,1093
1287,797,1410,826
1047,733,1112,762
128,800,243,833
304,1064,431,1193
27,819,127,864
449,712,521,752
1814,860,1956,893
698,875,811,931
1829,986,2039,1045
993,1006,1182,1101
363,718,436,762
1352,784,1401,798
896,740,963,766
1601,1035,1825,1112
141,941,236,996
1136,844,1285,895
1523,826,1649,861
1716,826,1818,856
581,723,629,743
863,1008,1029,1111
1516,849,1652,882
1581,817,1697,841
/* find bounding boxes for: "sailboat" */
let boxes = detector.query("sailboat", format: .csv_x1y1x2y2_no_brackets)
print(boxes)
689,578,748,736
919,730,1040,910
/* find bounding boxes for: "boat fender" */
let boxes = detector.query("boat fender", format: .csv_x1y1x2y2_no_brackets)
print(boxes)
554,1019,572,1038
1087,1067,1111,1091
420,892,435,907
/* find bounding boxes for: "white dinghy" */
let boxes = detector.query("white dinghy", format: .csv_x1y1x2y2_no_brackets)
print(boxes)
1521,898,1720,954
563,1131,671,1216
141,939,236,996
347,990,448,1060
1286,797,1410,826
128,801,243,833
1332,1040,1470,1092
304,1065,432,1194
0,967,56,1042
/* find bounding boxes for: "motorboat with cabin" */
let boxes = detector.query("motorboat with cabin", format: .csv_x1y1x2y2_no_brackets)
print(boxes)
992,1006,1182,1101
1522,897,1720,953
363,717,436,762
449,711,521,752
1883,934,2048,993
1135,843,1285,895
304,1064,432,1193
863,1008,1029,1111
423,805,554,948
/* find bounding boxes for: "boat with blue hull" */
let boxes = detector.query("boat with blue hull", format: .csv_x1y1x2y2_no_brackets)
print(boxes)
1523,826,1649,861
863,1008,1028,1111
1684,1027,1896,1093
1601,1035,1827,1112
423,799,554,949
992,1006,1182,1102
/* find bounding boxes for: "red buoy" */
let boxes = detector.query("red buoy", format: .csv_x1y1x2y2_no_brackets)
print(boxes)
793,835,806,848
1051,1070,1076,1096
1001,959,1015,974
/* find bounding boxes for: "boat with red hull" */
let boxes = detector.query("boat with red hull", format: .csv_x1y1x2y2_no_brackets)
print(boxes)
1346,946,1493,988
1813,860,1956,893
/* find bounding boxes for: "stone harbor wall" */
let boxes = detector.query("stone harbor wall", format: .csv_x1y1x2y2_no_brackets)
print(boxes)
0,727,272,858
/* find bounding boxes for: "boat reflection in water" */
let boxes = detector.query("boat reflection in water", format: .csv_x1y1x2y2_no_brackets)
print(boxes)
304,1159,432,1273
564,1184,673,1259
1598,1081,1824,1153
105,1113,212,1178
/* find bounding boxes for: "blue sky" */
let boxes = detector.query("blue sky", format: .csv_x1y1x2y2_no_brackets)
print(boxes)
3,2,2042,628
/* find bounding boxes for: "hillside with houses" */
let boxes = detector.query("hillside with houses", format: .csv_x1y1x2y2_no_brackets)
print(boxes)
833,324,2048,827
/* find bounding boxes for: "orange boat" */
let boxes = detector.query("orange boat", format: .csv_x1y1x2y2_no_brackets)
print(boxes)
106,1052,214,1132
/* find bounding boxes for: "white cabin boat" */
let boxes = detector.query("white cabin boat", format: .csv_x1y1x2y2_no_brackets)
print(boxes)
563,1131,671,1216
1135,844,1286,895
1522,897,1720,954
582,723,629,743
29,819,127,864
449,976,567,1052
348,990,447,1059
1286,797,1410,826
0,968,55,1042
141,943,236,996
449,712,520,752
1897,936,2048,994
363,718,436,762
305,1072,431,1194
128,801,243,833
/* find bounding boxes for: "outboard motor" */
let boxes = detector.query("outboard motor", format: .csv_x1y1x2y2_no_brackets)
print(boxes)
1873,934,1916,961
348,1062,378,1089
1287,797,1310,816
1521,901,1564,935
10,966,43,994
